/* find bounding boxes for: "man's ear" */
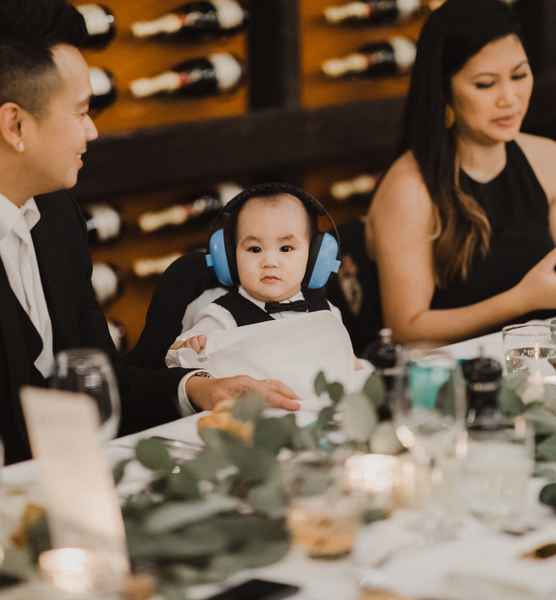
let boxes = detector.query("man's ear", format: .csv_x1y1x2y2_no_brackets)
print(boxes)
0,102,26,153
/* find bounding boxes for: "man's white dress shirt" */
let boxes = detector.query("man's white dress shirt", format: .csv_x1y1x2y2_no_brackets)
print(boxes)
0,194,54,378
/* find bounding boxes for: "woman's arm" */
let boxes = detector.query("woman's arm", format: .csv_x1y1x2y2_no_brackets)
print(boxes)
367,153,556,344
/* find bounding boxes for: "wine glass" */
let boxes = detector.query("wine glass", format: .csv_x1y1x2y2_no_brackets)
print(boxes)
393,347,467,540
50,349,120,444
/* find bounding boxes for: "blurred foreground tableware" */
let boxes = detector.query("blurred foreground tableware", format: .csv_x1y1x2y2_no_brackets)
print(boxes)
283,451,363,558
502,322,556,377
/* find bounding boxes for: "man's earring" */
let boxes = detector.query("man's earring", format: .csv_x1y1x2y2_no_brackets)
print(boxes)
445,105,455,129
16,141,24,152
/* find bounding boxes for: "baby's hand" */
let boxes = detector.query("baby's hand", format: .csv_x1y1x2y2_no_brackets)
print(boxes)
171,335,207,353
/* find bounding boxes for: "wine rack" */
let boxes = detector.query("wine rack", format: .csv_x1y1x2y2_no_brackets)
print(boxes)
70,0,556,347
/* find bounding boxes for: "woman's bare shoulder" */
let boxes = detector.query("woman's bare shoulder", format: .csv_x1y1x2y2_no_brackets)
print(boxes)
515,133,556,200
371,152,431,216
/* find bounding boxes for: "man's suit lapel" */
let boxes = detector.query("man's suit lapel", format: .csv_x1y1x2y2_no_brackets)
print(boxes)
0,260,31,392
32,198,72,352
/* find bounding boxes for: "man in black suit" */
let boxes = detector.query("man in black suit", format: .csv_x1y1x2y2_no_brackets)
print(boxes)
0,0,298,464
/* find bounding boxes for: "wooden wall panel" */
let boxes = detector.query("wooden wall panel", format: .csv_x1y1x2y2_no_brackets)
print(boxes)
73,0,247,135
301,0,425,109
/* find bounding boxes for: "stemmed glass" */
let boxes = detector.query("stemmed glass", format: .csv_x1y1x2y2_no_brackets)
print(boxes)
393,347,467,540
50,349,121,444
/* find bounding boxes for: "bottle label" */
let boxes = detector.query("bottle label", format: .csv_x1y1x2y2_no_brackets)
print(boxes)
87,204,121,242
89,67,112,97
77,4,112,35
175,58,219,96
360,42,397,76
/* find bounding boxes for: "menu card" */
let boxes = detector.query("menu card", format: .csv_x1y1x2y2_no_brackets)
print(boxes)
20,386,129,573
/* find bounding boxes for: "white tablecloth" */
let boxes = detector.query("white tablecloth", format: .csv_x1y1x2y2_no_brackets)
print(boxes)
3,331,556,599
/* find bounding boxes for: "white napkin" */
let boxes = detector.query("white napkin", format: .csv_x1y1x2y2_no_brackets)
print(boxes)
177,312,371,410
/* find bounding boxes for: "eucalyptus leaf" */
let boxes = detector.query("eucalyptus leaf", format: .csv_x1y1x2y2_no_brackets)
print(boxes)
314,371,328,396
498,384,525,417
136,438,174,474
144,496,239,534
326,382,345,404
291,425,318,450
539,482,556,509
340,392,377,443
524,406,556,435
166,466,202,500
226,444,275,486
536,433,556,461
254,415,296,454
187,448,234,482
232,393,265,422
363,372,385,407
247,479,286,518
112,458,132,486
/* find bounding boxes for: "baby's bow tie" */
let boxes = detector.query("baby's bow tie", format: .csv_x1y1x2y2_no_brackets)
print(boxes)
265,299,308,314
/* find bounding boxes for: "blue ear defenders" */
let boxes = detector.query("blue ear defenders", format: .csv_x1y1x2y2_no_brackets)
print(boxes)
205,182,341,289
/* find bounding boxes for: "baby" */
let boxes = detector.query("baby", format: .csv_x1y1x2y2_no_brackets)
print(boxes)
166,183,369,408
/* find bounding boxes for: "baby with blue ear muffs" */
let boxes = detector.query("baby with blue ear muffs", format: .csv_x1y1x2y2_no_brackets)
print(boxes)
166,183,371,411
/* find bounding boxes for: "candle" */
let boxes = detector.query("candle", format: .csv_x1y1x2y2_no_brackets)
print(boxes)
39,548,124,595
345,454,397,508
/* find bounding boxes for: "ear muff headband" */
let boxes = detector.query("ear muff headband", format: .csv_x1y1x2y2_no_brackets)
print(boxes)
205,183,341,288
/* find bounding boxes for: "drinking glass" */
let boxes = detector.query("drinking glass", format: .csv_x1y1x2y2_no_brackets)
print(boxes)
50,349,120,444
461,414,534,532
393,347,467,539
282,450,363,559
503,322,556,377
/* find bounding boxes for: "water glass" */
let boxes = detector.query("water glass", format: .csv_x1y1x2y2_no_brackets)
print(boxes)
461,415,534,530
503,322,556,377
50,349,120,444
282,451,363,559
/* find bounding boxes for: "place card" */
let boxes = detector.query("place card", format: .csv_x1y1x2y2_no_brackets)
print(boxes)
20,387,129,575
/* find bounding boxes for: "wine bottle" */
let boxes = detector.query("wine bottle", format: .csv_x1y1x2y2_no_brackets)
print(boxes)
91,262,125,305
364,328,400,421
428,0,515,9
129,52,242,99
138,182,242,233
89,67,118,112
324,0,421,26
131,0,247,41
107,318,128,352
321,36,416,79
330,174,377,203
83,203,123,244
133,252,183,278
76,4,117,49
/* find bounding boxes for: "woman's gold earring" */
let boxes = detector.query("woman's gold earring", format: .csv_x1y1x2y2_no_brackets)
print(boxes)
445,105,455,129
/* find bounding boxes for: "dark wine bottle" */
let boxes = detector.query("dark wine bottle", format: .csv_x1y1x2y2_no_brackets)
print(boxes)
330,174,377,203
83,203,123,244
129,52,242,99
324,0,421,26
133,252,183,278
322,36,416,79
131,0,247,41
364,328,400,421
91,262,125,305
76,3,117,49
107,318,128,352
89,67,118,112
138,182,242,233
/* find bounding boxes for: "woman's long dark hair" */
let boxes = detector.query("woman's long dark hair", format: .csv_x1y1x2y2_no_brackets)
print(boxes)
400,0,523,285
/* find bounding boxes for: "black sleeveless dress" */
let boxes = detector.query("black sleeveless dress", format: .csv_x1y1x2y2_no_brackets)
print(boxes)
431,140,555,333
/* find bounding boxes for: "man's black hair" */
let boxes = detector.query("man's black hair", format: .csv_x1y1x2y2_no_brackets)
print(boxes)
0,0,88,118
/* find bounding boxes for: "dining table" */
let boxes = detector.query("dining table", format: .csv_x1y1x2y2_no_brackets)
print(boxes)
2,328,556,600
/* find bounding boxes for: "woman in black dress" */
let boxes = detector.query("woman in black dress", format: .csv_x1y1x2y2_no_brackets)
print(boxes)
366,0,556,344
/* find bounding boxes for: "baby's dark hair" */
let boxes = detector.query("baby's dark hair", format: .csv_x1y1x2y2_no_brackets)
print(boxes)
232,190,318,245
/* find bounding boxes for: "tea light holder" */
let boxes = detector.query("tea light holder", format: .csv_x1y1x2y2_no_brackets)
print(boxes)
39,547,124,595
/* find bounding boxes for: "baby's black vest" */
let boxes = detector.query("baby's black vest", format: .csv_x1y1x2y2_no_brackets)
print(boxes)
213,289,330,326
